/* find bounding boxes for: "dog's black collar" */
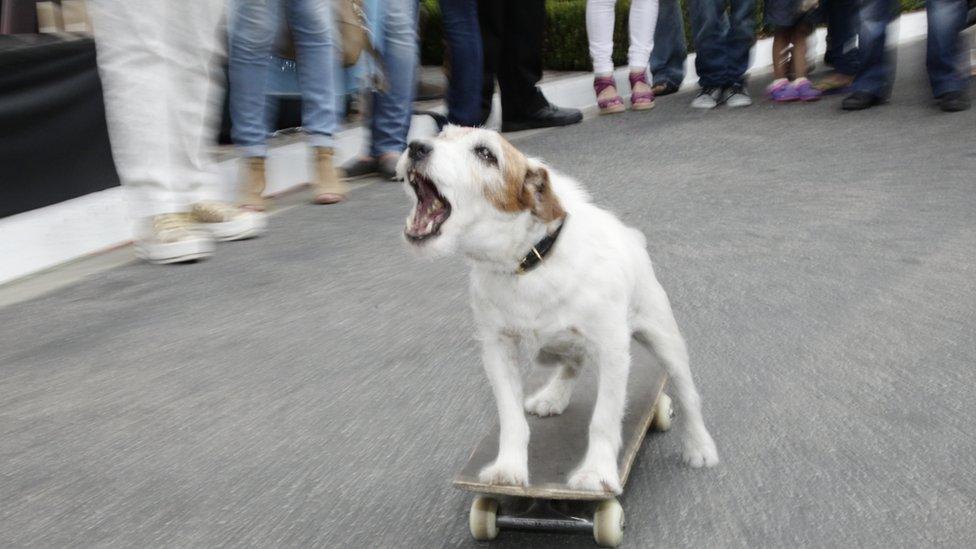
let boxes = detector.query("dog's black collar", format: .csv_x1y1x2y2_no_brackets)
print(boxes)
516,217,566,275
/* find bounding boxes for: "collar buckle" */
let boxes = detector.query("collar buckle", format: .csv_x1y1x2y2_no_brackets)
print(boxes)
515,217,566,275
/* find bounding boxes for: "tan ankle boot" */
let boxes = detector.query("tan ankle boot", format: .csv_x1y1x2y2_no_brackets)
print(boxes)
312,147,347,204
239,156,267,211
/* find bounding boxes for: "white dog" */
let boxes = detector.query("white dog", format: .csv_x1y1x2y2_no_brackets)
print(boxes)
398,126,718,494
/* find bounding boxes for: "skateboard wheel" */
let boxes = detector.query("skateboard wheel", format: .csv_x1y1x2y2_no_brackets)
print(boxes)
469,496,499,541
651,393,674,432
593,498,625,547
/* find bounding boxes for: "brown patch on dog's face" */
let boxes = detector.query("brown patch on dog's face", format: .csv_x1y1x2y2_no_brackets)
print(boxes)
486,137,565,222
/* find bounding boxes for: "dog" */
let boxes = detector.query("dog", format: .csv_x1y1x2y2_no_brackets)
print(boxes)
398,126,718,494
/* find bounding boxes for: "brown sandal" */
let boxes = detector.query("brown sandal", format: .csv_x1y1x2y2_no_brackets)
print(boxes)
313,193,345,204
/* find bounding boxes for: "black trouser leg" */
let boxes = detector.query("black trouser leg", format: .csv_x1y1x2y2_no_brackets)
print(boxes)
478,0,502,124
479,0,549,122
497,0,548,120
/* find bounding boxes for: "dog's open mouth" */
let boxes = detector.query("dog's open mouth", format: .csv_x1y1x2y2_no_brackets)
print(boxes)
405,171,452,242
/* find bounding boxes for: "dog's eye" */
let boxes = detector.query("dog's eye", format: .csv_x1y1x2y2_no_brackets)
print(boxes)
474,146,497,165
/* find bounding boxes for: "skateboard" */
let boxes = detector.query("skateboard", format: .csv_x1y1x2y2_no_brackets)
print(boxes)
454,339,673,547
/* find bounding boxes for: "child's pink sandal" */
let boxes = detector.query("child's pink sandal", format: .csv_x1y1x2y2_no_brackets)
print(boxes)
628,71,656,110
594,75,625,115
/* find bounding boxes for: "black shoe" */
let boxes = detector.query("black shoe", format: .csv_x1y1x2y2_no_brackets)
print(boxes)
651,81,680,96
842,90,885,110
341,157,379,179
341,155,399,181
501,104,583,132
937,90,970,112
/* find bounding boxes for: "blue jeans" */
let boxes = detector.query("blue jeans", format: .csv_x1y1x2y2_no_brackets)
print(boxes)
853,0,968,98
369,0,418,157
650,0,687,88
823,0,859,76
926,0,970,97
689,0,755,88
229,0,338,157
440,0,483,126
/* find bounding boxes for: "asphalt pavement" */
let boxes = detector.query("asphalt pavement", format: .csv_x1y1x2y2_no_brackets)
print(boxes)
2,38,975,548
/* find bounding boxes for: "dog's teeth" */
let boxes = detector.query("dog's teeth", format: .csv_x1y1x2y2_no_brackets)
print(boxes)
425,220,433,232
433,198,443,209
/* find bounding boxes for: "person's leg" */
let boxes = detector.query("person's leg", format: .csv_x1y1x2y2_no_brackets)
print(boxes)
497,0,582,129
791,25,822,100
497,0,549,120
586,0,617,76
925,0,968,98
725,0,756,87
791,26,809,78
478,0,503,124
772,29,790,81
586,0,626,113
286,0,338,149
285,0,346,202
169,0,226,200
440,0,484,126
340,0,382,177
767,28,799,101
650,0,687,91
627,0,659,73
627,0,658,109
91,0,235,262
850,0,897,98
228,0,279,159
89,0,175,218
689,0,729,90
173,2,268,240
824,0,859,76
369,0,418,159
228,0,279,210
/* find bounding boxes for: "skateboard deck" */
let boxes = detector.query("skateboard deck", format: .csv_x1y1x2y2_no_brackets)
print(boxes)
454,337,669,500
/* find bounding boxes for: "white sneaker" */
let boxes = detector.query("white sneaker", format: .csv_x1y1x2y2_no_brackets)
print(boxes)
135,213,215,264
691,87,723,109
190,201,268,241
723,84,753,108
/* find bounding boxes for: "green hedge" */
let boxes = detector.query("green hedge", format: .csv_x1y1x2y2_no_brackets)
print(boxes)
420,0,926,72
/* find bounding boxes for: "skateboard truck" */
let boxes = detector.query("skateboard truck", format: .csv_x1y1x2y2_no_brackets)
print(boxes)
470,495,627,547
496,499,595,533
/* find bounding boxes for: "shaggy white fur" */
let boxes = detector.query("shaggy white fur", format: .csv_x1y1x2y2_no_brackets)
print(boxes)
398,127,718,494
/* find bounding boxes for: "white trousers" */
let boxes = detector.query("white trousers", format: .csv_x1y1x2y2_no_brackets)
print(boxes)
586,0,659,76
89,1,226,218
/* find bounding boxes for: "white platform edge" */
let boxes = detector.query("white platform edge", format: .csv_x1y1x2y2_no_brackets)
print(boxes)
0,12,928,285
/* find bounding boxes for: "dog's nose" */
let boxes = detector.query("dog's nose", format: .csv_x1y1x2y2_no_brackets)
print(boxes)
408,140,432,162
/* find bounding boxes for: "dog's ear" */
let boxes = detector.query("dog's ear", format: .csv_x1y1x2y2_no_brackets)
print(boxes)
521,163,565,223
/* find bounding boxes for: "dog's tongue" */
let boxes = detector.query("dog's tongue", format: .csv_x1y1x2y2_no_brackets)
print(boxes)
410,197,434,235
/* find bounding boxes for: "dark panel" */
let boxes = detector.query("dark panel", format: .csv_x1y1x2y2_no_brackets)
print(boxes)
0,35,120,218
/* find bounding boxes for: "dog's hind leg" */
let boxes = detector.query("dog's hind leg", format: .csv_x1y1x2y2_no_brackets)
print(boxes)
524,353,582,417
634,282,719,468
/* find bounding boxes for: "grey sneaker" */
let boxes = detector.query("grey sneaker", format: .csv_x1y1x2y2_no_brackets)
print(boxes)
723,84,753,108
135,213,214,264
190,201,267,242
691,87,722,109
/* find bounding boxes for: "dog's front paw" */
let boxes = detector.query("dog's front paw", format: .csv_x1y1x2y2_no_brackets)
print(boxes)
524,388,571,417
682,434,719,468
478,459,529,487
567,461,622,495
